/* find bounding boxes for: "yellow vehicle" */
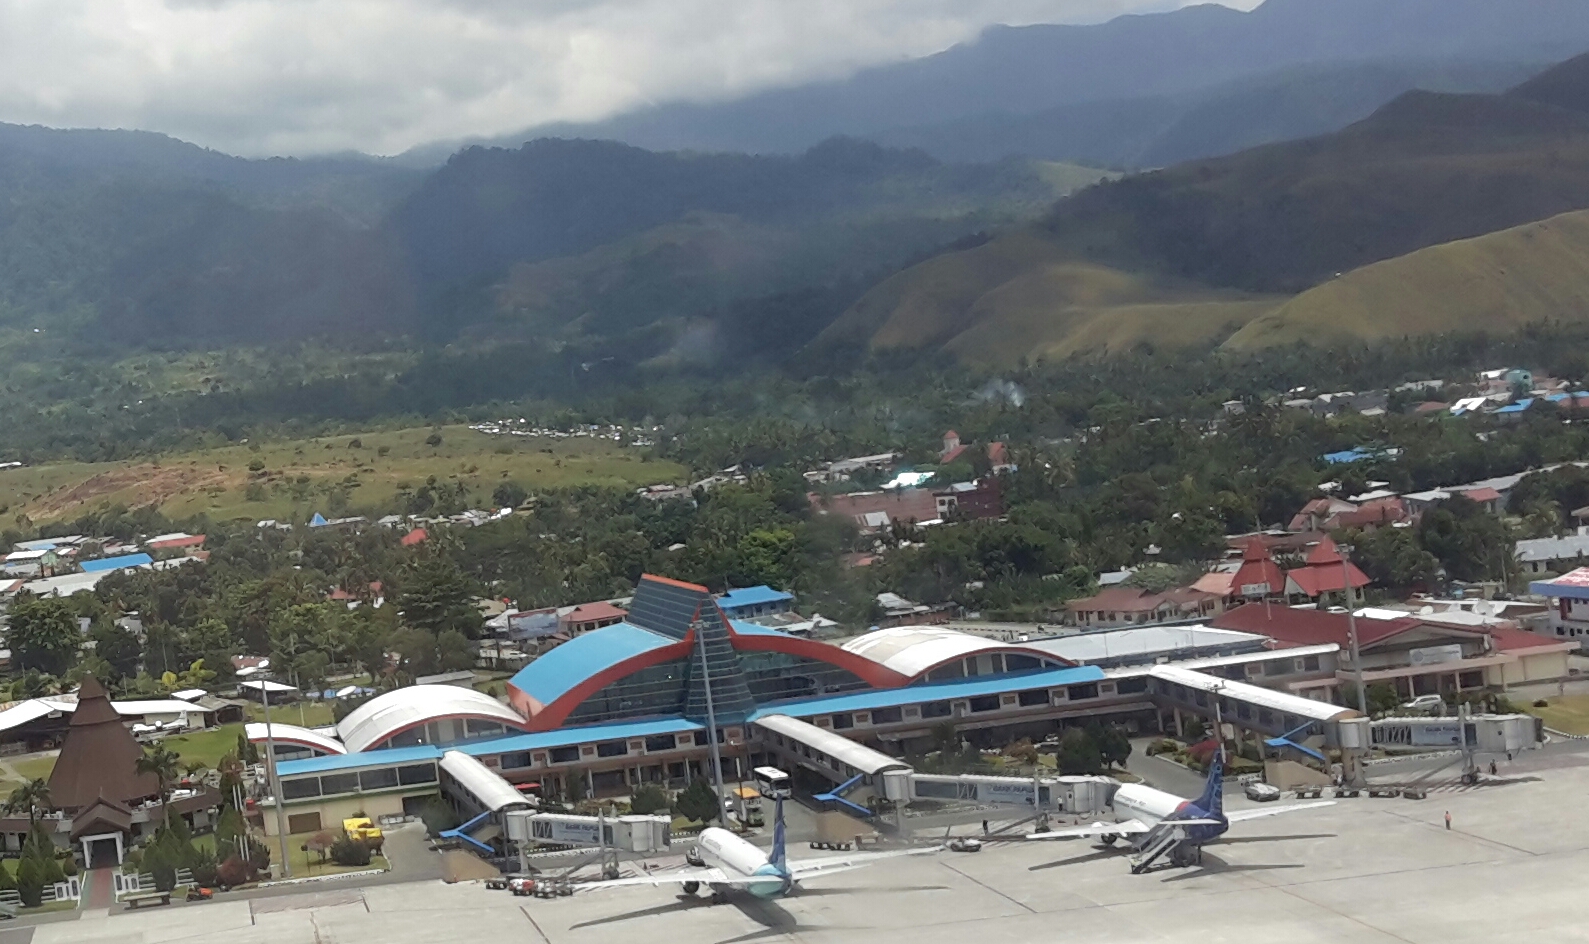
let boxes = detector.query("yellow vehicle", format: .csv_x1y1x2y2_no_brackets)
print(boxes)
342,817,384,845
730,786,764,827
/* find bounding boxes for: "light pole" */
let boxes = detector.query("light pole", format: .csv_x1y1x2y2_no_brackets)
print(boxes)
693,623,728,825
1341,547,1369,717
244,662,292,878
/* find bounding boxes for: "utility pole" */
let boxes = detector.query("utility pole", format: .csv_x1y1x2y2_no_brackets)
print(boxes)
694,622,728,825
1342,547,1369,717
255,666,293,878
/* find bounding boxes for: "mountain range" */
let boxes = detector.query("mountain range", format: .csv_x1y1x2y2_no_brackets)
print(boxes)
411,0,1589,166
826,51,1589,364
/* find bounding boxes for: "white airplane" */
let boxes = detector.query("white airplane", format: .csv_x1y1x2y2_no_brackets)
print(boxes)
581,793,936,901
1028,751,1333,873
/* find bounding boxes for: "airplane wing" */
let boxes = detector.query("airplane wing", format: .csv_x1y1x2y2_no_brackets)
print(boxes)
574,867,781,891
1224,800,1335,824
1025,819,1152,840
788,844,941,881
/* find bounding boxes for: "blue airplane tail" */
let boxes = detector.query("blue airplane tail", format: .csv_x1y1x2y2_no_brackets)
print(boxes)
1198,747,1225,819
770,797,788,875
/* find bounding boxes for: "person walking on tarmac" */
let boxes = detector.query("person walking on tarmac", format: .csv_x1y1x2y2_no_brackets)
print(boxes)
1445,811,1452,831
1489,759,1498,777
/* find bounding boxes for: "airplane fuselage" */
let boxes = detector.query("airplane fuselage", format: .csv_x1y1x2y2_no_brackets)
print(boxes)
1111,783,1229,848
694,827,789,899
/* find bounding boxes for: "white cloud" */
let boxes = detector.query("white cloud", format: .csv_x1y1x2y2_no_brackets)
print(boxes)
0,0,1233,156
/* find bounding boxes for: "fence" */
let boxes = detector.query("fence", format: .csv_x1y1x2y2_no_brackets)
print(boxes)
112,869,193,901
0,875,82,907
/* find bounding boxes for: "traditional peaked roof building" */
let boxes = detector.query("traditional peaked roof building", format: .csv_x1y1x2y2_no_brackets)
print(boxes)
48,676,159,811
1231,540,1286,599
1284,535,1371,603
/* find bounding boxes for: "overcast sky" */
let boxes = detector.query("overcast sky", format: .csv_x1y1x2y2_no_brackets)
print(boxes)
0,0,1250,157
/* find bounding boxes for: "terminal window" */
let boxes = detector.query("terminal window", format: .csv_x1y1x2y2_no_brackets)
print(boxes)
1017,689,1049,708
871,706,903,723
968,695,1001,713
920,701,953,718
596,741,629,758
1115,677,1148,695
644,735,678,752
830,713,854,729
548,746,580,764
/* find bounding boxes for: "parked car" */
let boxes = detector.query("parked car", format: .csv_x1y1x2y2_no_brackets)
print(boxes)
1244,781,1281,802
1402,694,1444,713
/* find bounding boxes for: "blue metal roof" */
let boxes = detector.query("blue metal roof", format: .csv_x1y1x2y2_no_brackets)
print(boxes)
80,553,153,573
454,717,704,755
507,621,678,705
748,665,1107,720
274,718,707,776
1495,398,1535,414
1530,575,1589,601
717,586,794,611
277,745,442,776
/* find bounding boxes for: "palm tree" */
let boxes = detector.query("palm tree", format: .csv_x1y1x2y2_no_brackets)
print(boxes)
5,778,52,825
136,743,182,808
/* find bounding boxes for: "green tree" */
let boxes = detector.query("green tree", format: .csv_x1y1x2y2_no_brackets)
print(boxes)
136,744,182,807
629,783,669,815
89,622,143,681
435,629,476,673
14,856,42,907
674,778,720,824
5,779,52,825
492,481,528,508
1056,728,1102,775
397,558,478,638
8,596,81,675
1097,725,1133,768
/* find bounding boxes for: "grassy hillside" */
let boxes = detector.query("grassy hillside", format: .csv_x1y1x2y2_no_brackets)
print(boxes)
0,425,685,526
818,230,1281,364
1225,209,1589,350
825,52,1589,365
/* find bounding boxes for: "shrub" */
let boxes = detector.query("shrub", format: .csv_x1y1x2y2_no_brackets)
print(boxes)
630,783,669,815
15,857,42,908
425,432,443,448
144,842,177,892
1534,699,1550,708
330,836,372,867
217,855,254,888
190,848,219,887
674,778,720,824
246,838,272,875
419,797,460,837
0,859,14,891
37,852,64,885
60,856,77,877
122,848,142,871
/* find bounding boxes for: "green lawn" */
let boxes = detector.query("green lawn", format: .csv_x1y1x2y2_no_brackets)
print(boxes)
10,756,57,782
0,423,686,525
1522,694,1589,735
244,701,336,729
160,724,249,770
280,832,387,879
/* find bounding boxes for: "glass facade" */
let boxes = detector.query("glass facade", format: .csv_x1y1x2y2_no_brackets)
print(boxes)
564,660,690,725
564,650,870,725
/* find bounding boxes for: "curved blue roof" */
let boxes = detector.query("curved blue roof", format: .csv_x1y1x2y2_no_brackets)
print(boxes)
80,553,153,573
508,622,678,705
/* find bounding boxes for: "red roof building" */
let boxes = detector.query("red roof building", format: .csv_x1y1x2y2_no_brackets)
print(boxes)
560,601,629,636
1283,535,1371,603
1064,585,1225,628
400,528,429,546
940,430,967,464
1230,540,1285,598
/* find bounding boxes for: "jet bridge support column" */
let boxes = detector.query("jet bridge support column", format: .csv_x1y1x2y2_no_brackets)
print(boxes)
1337,717,1370,788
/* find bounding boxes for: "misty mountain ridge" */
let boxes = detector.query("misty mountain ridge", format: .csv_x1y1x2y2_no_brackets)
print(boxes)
406,0,1589,163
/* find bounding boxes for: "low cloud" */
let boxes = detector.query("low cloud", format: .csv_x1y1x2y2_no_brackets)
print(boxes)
0,0,1233,156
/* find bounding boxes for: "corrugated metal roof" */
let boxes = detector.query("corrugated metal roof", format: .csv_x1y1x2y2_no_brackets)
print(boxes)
748,665,1106,719
245,722,347,755
840,625,1062,678
80,553,153,573
507,622,679,705
440,750,533,811
1149,664,1356,723
336,684,527,753
753,714,910,776
1515,534,1589,563
278,745,442,776
453,717,705,756
1027,626,1270,664
717,586,794,610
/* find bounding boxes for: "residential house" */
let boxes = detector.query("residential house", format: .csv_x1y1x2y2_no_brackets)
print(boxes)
557,601,629,636
716,586,795,620
1063,585,1225,629
1515,533,1589,576
874,592,952,628
1281,536,1370,606
1212,602,1572,698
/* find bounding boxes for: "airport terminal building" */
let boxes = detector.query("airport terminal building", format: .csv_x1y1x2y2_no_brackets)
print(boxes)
258,574,1563,834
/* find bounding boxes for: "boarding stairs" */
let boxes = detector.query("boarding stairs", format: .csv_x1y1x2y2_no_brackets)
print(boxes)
1129,826,1186,875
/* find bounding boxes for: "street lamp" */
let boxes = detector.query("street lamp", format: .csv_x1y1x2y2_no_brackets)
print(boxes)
1340,547,1369,717
241,661,292,878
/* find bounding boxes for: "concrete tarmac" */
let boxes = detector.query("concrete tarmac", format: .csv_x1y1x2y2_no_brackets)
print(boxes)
25,751,1589,944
